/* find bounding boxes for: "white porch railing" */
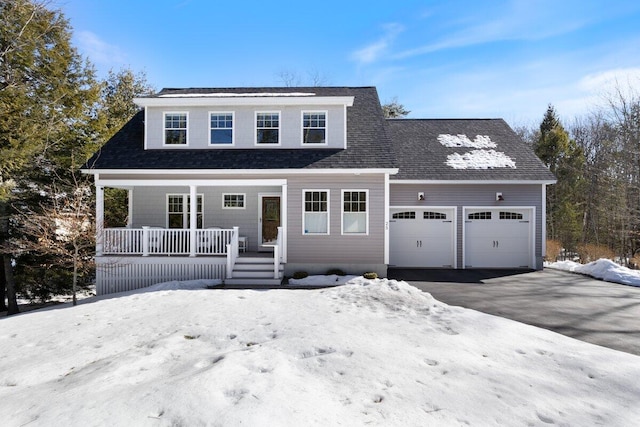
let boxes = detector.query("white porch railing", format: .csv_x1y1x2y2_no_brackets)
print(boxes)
103,227,234,256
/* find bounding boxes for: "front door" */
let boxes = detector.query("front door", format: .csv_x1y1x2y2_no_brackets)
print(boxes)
261,196,281,245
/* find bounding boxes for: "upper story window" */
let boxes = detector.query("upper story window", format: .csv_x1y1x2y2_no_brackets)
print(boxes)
302,111,327,144
164,112,188,145
256,112,280,144
210,112,233,145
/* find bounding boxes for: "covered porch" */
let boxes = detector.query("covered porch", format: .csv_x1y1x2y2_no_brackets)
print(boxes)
93,175,288,294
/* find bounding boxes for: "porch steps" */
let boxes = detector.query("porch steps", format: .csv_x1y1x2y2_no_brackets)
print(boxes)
224,256,284,286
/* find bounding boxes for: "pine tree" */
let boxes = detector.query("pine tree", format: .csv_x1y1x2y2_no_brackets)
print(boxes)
0,0,99,314
535,105,586,252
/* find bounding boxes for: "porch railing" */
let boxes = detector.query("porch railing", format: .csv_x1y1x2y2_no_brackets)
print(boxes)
103,227,234,256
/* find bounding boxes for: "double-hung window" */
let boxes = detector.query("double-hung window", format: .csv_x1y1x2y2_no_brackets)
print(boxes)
303,190,329,234
342,190,368,235
164,112,188,145
302,111,327,144
167,195,203,228
210,112,234,145
256,112,280,144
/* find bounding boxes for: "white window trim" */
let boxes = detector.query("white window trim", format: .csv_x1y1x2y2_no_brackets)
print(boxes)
166,193,204,228
222,193,246,210
208,111,235,146
255,111,281,146
163,111,189,147
341,189,369,236
301,110,328,146
302,189,330,235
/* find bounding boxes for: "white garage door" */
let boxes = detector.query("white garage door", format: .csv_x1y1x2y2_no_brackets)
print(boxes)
464,208,533,268
389,208,455,268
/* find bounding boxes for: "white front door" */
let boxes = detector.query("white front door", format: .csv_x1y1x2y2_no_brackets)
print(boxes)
389,208,455,268
464,208,533,268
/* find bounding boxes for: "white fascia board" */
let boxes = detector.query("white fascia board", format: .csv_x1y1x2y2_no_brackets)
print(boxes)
133,96,355,108
82,168,399,176
390,179,557,185
95,178,288,187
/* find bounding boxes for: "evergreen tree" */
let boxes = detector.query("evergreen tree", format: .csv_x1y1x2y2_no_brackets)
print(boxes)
0,0,99,314
535,105,586,252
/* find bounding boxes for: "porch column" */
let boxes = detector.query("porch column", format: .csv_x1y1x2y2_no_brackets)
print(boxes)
281,182,287,263
189,184,197,257
96,185,104,256
127,189,133,228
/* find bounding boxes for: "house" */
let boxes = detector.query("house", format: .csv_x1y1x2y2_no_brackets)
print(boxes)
82,86,555,295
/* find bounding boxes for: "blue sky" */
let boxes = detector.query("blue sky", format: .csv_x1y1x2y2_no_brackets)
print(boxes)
61,0,640,126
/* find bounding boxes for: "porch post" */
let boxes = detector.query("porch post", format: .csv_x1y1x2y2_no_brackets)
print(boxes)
189,185,197,257
281,182,287,263
127,189,133,228
96,184,104,256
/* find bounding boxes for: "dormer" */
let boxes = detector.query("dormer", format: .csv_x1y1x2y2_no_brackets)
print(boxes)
134,88,355,150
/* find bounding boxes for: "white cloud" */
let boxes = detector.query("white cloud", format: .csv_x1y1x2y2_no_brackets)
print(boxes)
394,1,588,60
76,30,127,66
351,23,404,65
578,68,640,94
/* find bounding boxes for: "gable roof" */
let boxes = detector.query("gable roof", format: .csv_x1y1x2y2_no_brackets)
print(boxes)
386,119,556,181
84,87,396,171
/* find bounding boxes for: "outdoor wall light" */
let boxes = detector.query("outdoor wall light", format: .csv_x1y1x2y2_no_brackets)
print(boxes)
496,192,504,201
418,192,425,201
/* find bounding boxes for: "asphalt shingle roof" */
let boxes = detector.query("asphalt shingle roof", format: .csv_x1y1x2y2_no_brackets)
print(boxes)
386,119,556,181
84,87,396,170
84,86,554,183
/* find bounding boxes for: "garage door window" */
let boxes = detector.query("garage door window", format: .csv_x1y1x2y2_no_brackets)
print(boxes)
499,211,523,220
392,211,415,219
342,190,368,235
424,212,447,220
468,211,492,220
303,190,329,234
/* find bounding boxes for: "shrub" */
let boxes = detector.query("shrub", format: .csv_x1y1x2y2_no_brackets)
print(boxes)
363,272,378,280
545,239,562,262
326,268,346,276
577,243,615,264
292,271,309,279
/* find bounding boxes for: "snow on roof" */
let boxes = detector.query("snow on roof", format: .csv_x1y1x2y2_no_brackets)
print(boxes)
158,92,317,98
438,134,497,149
446,149,516,169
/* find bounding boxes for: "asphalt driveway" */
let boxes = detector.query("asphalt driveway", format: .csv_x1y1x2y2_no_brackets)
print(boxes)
388,267,640,356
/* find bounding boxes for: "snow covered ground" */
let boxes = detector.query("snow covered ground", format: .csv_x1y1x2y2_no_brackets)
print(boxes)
547,258,640,287
1,277,639,426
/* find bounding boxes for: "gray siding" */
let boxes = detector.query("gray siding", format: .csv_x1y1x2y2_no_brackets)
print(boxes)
126,173,386,265
131,185,280,252
145,105,345,149
390,183,545,269
286,174,385,264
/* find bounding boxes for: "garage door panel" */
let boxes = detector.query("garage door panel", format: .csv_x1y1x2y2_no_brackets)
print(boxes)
390,208,455,268
464,208,532,269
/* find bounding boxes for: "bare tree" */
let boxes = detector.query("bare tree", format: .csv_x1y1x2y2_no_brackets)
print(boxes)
10,173,95,306
276,69,331,87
